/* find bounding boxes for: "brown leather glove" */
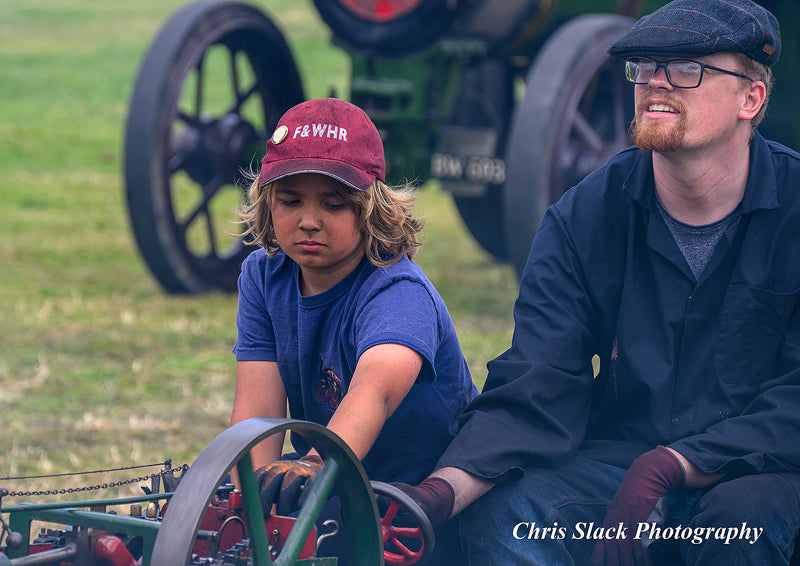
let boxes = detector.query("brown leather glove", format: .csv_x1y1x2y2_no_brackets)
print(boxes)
390,477,456,527
256,454,324,516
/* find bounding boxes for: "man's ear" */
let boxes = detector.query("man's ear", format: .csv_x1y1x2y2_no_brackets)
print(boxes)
739,80,767,121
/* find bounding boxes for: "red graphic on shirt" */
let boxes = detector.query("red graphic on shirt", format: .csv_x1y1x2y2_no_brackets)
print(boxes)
314,358,344,410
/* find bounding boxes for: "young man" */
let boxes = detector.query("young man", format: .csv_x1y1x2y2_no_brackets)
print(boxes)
398,1,800,564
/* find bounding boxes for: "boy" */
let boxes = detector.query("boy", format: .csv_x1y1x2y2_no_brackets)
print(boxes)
231,98,477,560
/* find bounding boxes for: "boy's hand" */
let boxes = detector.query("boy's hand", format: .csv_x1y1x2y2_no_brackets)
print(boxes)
256,454,324,516
590,446,685,566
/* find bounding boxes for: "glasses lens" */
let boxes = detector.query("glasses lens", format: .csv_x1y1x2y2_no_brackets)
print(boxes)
625,58,655,84
665,60,702,88
624,58,704,88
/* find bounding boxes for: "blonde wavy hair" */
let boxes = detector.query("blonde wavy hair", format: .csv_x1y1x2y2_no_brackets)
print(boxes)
237,174,423,267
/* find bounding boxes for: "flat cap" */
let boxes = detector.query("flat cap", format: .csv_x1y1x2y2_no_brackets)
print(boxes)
608,0,781,66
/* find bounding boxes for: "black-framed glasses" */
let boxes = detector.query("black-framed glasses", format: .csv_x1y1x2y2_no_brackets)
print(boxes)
624,56,752,89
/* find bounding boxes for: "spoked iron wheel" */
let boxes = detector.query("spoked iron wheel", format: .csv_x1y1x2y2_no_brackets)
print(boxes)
312,0,462,54
124,1,303,293
151,418,383,565
503,14,635,277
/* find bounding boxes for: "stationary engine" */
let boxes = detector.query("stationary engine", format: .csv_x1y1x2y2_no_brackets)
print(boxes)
1,419,432,566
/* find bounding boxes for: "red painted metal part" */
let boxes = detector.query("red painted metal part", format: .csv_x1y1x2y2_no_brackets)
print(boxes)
380,500,425,566
94,536,138,566
337,0,424,21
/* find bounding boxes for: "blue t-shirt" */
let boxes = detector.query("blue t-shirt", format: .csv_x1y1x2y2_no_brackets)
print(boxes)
234,249,477,483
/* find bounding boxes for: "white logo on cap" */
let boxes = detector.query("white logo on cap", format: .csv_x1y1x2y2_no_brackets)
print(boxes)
293,123,348,141
272,125,289,145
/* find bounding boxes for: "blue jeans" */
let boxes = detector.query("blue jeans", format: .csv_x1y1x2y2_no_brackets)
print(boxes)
457,456,800,565
654,473,800,565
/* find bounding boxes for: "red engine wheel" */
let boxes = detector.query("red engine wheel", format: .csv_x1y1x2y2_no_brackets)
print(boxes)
381,500,426,565
371,481,435,565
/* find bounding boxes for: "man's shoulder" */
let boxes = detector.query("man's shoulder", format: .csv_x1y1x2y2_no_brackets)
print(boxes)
554,146,643,215
597,145,643,177
763,137,800,162
570,146,642,193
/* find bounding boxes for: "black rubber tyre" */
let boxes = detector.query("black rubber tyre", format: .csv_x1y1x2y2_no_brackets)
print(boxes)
312,0,463,55
124,1,303,294
502,14,635,277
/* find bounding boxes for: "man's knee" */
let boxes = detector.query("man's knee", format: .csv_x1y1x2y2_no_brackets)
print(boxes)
696,474,800,525
685,474,800,564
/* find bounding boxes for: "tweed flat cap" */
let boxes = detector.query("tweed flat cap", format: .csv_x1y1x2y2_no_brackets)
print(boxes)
608,0,781,66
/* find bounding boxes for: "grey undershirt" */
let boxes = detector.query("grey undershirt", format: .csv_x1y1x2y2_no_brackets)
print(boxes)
656,198,740,280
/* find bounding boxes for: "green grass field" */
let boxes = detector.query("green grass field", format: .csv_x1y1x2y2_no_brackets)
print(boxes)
0,0,518,500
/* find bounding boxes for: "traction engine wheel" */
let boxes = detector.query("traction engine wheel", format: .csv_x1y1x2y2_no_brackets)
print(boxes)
151,418,384,565
124,1,303,293
312,0,462,55
503,14,635,277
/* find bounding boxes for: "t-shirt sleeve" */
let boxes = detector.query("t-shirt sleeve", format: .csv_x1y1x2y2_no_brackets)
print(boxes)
233,252,278,362
354,278,440,382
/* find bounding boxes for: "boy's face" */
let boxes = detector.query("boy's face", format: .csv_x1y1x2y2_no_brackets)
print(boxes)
271,173,364,294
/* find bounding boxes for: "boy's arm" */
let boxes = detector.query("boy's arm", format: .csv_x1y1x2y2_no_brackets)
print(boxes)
231,360,287,475
321,343,422,460
251,344,420,514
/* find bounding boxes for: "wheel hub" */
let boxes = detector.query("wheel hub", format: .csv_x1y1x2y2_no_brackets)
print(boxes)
178,113,258,188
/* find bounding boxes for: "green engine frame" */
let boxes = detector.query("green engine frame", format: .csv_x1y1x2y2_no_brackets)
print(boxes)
1,419,390,566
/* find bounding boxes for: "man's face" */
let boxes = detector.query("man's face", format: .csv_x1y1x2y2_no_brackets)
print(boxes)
631,53,751,153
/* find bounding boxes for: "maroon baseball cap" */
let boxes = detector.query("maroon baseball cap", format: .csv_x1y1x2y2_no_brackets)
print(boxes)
258,98,385,191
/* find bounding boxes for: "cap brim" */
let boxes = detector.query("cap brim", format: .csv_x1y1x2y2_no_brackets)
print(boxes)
608,45,709,60
258,157,375,192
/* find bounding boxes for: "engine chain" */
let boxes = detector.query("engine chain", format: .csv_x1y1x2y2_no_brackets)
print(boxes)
2,461,189,498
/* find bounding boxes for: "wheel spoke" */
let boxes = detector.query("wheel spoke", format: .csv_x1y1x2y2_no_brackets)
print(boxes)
234,82,260,114
167,151,188,176
236,454,275,566
229,48,241,103
178,109,203,130
204,206,218,256
194,55,205,117
178,175,224,233
385,533,423,565
388,526,424,539
381,500,400,530
275,458,340,566
572,112,605,154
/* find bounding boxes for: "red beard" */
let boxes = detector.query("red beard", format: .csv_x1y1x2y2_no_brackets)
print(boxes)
631,95,688,152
